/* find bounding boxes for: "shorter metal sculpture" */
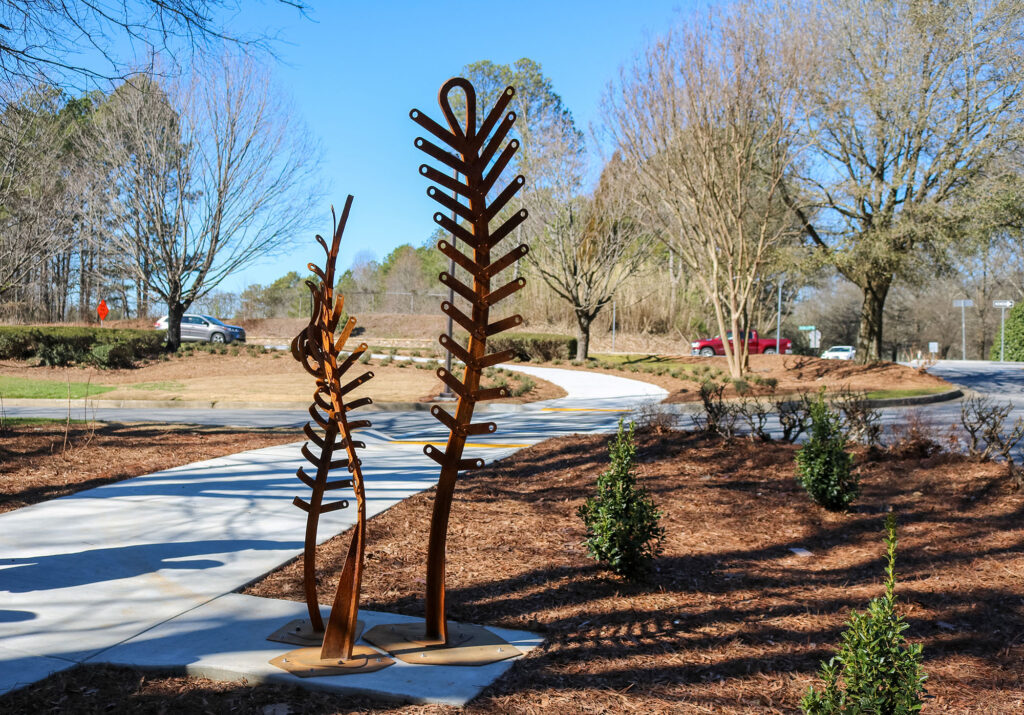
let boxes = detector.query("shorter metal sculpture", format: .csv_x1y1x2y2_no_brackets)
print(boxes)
364,78,528,666
269,196,393,676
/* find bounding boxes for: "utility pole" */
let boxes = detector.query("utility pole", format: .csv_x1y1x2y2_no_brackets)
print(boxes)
954,299,974,360
611,300,616,352
775,277,784,352
994,299,1014,362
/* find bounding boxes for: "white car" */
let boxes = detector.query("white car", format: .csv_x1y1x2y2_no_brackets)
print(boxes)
820,345,855,360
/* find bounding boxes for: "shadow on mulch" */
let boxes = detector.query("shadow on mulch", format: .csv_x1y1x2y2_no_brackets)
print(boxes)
3,428,1022,713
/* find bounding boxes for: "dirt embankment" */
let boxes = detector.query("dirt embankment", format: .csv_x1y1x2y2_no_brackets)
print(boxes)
540,354,954,403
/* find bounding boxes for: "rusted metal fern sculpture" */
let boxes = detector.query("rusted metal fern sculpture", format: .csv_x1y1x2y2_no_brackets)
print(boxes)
270,196,391,675
411,78,529,645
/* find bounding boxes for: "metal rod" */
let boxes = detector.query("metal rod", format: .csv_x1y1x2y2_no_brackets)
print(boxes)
1001,306,1006,362
611,300,616,352
962,303,967,360
776,278,783,352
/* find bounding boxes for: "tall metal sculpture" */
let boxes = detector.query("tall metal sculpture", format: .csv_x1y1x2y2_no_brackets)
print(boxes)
269,196,393,676
364,78,529,665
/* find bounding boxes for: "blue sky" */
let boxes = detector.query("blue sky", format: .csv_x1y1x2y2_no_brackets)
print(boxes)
203,1,696,292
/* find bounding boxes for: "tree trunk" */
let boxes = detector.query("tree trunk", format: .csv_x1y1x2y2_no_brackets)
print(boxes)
166,299,185,352
576,309,593,361
855,279,890,363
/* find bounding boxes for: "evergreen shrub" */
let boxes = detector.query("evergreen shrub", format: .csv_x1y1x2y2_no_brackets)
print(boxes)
990,301,1024,361
802,514,928,714
796,390,857,511
0,326,164,365
578,419,665,579
457,331,577,361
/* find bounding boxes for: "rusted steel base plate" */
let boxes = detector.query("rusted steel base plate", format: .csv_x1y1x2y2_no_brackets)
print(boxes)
268,644,393,677
363,621,522,666
266,618,365,647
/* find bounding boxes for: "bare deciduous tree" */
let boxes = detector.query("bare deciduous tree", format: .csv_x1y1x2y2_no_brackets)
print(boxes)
528,154,650,360
92,53,321,348
603,4,806,377
0,1,309,97
777,0,1024,362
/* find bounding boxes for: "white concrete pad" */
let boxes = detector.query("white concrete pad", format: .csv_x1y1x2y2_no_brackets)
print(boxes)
99,593,542,706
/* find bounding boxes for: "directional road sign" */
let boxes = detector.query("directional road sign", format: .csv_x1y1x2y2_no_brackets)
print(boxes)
993,299,1014,308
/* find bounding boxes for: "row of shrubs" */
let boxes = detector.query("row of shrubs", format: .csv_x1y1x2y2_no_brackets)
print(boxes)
0,326,164,368
456,332,577,362
582,407,928,712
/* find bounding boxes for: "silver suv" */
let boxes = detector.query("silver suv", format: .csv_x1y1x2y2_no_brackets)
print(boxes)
153,314,246,344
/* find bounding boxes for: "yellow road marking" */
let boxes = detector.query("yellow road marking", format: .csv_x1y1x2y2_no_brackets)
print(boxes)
388,440,532,449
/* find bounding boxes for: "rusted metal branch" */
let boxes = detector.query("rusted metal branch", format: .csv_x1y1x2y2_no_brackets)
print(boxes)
289,195,375,660
410,78,529,644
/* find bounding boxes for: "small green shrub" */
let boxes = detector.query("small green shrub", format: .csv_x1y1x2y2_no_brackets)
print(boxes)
459,332,576,362
89,343,134,369
578,420,665,579
801,514,928,714
0,329,36,359
36,341,86,366
796,391,857,511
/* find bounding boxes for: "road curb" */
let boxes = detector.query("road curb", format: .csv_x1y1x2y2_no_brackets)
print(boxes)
862,388,963,408
0,397,533,413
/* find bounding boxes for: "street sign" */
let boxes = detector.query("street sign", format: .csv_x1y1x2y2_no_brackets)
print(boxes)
798,325,815,331
953,299,974,307
928,341,939,354
994,299,1014,308
809,329,821,349
97,300,109,323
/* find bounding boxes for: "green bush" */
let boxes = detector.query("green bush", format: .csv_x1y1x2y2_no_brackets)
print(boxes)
990,301,1024,360
0,328,37,359
456,332,577,362
36,341,87,366
578,419,665,579
802,514,928,714
796,390,857,511
0,326,164,365
89,343,135,369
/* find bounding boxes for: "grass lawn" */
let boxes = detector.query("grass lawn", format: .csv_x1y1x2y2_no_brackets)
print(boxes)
864,386,952,399
0,375,115,399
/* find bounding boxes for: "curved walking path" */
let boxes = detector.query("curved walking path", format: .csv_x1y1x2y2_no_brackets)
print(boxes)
0,367,665,701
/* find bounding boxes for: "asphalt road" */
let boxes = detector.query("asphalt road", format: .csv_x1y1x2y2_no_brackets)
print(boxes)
6,360,1024,442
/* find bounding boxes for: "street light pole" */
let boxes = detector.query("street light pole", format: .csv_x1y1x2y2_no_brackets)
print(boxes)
993,299,1015,362
953,299,973,360
1001,305,1006,362
962,302,967,360
775,277,784,352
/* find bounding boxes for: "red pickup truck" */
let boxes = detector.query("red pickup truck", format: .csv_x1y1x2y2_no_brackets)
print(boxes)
690,330,792,356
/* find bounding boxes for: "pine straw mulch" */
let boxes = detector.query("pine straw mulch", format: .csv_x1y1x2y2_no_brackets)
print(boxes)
0,420,302,514
3,429,1023,713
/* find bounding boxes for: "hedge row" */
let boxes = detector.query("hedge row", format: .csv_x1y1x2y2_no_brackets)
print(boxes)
456,331,577,361
0,326,164,368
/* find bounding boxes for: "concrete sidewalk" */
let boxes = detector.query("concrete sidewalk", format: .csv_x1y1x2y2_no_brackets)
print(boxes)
0,367,666,703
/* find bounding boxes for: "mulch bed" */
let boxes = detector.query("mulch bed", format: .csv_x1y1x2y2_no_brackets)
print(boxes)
2,429,1022,713
0,421,301,514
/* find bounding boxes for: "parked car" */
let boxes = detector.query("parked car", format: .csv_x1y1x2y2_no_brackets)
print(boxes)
820,345,856,360
153,314,246,344
690,330,792,357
